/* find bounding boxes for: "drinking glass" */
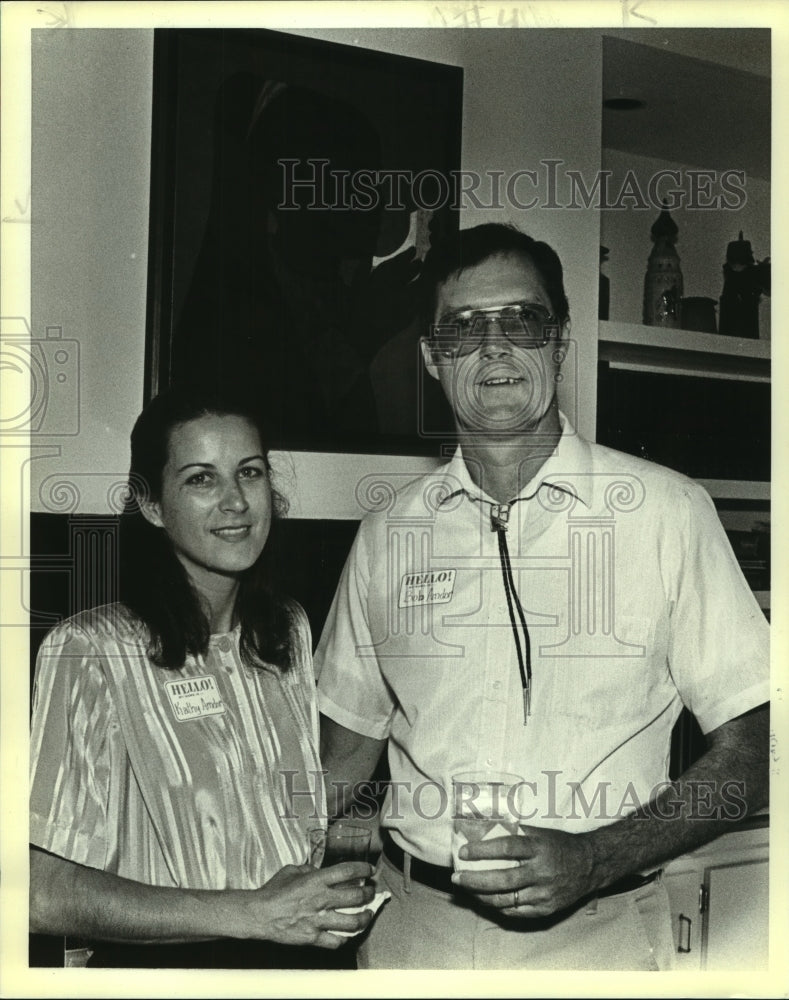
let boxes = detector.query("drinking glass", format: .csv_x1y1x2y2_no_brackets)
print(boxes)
451,770,525,871
308,821,371,869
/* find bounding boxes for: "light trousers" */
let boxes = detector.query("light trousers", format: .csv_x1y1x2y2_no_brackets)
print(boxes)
358,852,676,971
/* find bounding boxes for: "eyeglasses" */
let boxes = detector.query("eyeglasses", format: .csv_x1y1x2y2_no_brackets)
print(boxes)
429,301,560,359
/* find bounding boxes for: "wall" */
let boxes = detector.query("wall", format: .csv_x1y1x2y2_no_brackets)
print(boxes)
30,30,152,515
29,26,603,516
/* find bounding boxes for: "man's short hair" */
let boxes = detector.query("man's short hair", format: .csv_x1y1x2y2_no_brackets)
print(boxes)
420,222,570,330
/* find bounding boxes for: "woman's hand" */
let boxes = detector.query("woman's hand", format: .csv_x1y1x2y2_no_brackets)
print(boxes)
30,847,376,949
245,862,376,948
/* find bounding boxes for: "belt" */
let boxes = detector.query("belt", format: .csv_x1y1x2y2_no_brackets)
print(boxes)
381,831,661,899
383,831,455,894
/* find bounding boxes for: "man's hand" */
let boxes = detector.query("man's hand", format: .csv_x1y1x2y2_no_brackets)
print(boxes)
451,826,596,918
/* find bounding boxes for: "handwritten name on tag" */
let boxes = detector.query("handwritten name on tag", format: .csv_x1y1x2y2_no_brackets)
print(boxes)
398,570,456,608
165,675,226,722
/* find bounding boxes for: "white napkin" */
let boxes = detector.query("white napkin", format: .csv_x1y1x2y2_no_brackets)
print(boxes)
327,890,392,938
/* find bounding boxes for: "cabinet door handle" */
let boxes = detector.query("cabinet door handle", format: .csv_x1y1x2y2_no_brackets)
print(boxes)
678,913,692,953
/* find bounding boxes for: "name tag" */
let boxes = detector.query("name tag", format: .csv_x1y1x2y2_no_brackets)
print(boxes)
165,675,226,722
398,570,456,608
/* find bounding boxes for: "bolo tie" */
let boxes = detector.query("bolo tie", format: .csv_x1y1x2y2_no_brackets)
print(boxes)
467,494,532,725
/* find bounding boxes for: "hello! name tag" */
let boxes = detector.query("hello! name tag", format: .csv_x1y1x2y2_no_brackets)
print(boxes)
398,570,457,608
165,675,226,722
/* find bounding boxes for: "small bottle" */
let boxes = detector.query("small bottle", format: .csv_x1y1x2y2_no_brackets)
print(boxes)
719,231,761,339
643,205,683,328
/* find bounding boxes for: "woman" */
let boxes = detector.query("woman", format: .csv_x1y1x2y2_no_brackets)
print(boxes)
29,382,373,968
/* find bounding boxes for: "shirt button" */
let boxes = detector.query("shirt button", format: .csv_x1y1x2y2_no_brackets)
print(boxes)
218,636,231,653
486,757,494,767
492,681,501,690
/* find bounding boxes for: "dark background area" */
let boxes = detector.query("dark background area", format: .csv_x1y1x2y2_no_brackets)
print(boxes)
147,29,462,455
596,362,771,482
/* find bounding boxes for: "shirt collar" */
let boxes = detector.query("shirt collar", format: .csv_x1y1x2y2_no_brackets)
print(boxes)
437,412,594,510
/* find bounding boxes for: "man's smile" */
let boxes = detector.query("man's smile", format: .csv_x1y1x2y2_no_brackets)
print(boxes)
478,376,525,387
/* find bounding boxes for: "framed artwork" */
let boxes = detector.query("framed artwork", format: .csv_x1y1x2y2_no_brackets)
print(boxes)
145,28,463,453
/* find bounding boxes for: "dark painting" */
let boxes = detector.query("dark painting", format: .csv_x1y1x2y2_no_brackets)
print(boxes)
145,28,462,453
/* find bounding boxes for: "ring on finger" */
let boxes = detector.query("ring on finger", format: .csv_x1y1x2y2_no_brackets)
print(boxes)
512,889,520,908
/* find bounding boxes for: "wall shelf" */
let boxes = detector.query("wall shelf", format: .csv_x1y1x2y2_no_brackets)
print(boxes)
599,321,771,382
695,479,770,502
600,321,770,359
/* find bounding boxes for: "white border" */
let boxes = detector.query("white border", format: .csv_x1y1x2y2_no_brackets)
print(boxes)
2,3,787,998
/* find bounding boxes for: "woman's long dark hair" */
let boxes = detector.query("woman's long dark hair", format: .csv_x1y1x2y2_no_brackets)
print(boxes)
119,381,293,671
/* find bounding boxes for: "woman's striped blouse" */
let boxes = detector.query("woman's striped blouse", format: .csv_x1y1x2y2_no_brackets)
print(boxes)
30,603,326,889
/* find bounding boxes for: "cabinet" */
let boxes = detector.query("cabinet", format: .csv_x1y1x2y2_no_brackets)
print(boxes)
596,318,771,622
662,822,769,971
597,32,771,620
597,317,770,614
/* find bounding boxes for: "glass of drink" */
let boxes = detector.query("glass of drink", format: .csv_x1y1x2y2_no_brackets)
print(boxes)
451,770,525,871
308,820,372,870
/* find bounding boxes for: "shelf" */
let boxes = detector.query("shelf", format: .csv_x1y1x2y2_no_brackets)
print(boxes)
599,321,771,383
695,480,770,502
600,321,771,359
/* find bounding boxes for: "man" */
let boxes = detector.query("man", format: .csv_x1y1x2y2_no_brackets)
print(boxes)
314,223,769,969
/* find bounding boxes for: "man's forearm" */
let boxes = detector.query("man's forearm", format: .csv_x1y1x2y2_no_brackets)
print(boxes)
586,704,769,892
453,705,769,918
319,714,386,819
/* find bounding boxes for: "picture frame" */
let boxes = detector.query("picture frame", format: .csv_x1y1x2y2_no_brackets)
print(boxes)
145,27,463,454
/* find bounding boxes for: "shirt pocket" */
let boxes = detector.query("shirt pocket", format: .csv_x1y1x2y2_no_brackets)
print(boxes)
544,614,659,725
